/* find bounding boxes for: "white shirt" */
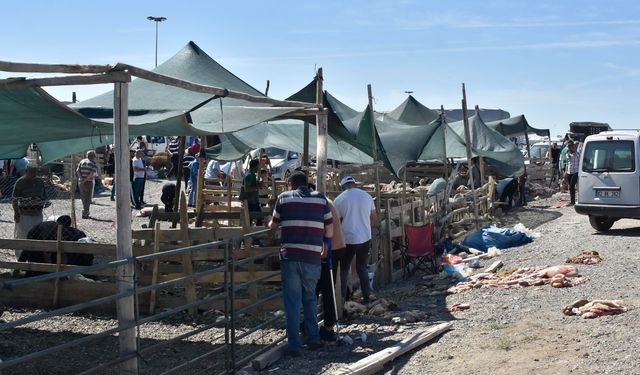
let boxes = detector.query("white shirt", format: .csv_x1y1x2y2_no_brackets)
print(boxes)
205,160,221,178
334,187,375,245
132,157,145,179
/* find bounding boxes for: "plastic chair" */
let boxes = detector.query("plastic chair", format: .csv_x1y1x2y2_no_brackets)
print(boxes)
401,223,437,276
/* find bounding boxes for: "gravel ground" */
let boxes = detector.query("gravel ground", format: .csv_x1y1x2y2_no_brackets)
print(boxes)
2,183,640,374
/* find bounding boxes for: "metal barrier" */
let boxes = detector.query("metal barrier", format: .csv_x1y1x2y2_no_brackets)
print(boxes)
0,228,284,374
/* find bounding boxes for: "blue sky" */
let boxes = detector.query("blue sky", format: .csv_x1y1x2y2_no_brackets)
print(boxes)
2,0,640,137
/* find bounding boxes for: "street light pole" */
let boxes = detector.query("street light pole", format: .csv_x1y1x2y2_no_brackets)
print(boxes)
147,16,167,67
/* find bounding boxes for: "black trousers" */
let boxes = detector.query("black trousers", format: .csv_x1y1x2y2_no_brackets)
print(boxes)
315,260,338,328
568,173,578,204
334,241,371,303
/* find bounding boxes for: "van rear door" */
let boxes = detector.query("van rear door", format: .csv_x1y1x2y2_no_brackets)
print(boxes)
578,138,639,206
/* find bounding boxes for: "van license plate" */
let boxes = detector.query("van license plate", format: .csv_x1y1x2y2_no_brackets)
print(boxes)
595,190,620,198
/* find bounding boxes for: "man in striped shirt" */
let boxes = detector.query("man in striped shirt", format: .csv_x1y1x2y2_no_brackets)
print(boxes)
76,150,98,219
166,136,181,179
269,172,333,355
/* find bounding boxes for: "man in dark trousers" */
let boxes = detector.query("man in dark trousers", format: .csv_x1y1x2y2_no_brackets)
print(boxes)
269,172,333,356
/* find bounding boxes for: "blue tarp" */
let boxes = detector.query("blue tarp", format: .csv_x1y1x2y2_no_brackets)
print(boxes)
462,225,533,252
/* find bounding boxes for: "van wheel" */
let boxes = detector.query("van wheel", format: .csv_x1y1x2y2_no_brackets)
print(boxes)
589,216,614,231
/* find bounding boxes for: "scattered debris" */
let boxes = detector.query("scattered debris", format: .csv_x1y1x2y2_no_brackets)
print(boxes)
450,303,470,312
563,299,628,319
566,251,603,265
447,265,588,294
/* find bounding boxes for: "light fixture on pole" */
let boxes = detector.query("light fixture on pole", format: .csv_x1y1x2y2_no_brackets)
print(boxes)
147,16,167,67
404,90,414,95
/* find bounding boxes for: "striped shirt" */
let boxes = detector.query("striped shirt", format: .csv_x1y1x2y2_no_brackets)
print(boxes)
168,137,180,155
182,153,195,168
76,158,97,181
272,187,333,265
566,151,580,175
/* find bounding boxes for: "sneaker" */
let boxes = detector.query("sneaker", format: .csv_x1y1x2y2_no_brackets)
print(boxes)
319,326,337,342
306,341,324,350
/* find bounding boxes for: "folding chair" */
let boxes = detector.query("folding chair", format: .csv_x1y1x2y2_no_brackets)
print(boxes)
400,223,437,276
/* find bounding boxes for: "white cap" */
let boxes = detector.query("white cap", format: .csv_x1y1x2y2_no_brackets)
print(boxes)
340,176,357,186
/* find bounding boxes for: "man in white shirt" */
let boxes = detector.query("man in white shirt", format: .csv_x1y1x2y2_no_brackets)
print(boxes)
131,149,146,210
205,159,226,179
333,176,378,304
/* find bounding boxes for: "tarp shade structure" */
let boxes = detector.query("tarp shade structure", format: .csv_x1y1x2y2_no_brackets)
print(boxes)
444,108,511,123
447,114,525,177
73,41,301,134
203,121,374,164
386,95,438,125
0,87,115,161
486,115,550,138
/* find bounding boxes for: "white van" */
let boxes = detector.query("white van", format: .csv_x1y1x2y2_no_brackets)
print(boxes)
575,130,640,231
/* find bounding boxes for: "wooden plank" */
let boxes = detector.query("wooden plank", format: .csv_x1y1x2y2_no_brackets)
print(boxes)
335,322,453,375
179,192,197,316
0,239,116,256
251,342,289,371
154,270,281,284
149,223,161,315
0,261,115,277
52,225,63,308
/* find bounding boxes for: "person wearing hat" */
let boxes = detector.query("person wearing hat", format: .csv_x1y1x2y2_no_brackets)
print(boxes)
76,150,98,219
333,176,378,304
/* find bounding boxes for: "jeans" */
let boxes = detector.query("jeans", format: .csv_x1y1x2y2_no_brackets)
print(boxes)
280,260,321,351
132,178,145,208
336,241,371,303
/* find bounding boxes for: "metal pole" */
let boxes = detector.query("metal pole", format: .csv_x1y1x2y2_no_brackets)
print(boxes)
367,84,381,214
154,22,158,68
303,120,310,167
114,81,139,374
440,105,449,183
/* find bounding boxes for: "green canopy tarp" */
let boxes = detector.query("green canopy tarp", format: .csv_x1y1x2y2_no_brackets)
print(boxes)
73,41,301,134
204,121,374,164
486,115,550,138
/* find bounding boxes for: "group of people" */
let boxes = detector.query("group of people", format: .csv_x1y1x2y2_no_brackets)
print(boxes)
547,140,581,205
268,172,376,355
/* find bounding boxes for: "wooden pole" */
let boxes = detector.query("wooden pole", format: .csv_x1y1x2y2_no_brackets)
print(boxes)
149,222,161,315
52,225,63,308
70,154,77,228
367,84,382,214
461,84,480,231
0,71,131,89
440,105,449,182
524,125,531,159
114,81,138,374
303,120,310,167
335,322,453,375
474,106,486,185
315,68,328,193
179,192,197,316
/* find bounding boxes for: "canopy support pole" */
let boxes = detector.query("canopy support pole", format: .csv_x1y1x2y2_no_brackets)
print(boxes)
114,81,138,374
524,126,531,160
440,106,449,182
461,84,480,231
315,68,327,193
70,154,77,228
303,121,310,167
196,137,207,213
367,84,382,214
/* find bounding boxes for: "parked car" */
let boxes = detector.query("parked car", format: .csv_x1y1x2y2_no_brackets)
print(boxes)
575,130,640,231
244,147,302,180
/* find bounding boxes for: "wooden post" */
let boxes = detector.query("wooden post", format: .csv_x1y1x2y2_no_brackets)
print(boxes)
70,154,77,228
303,120,310,167
440,105,449,183
179,191,197,316
385,199,393,284
473,106,485,185
52,224,63,308
113,81,138,374
149,222,161,315
367,84,382,213
173,136,186,214
524,125,531,159
315,68,328,193
461,83,480,231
